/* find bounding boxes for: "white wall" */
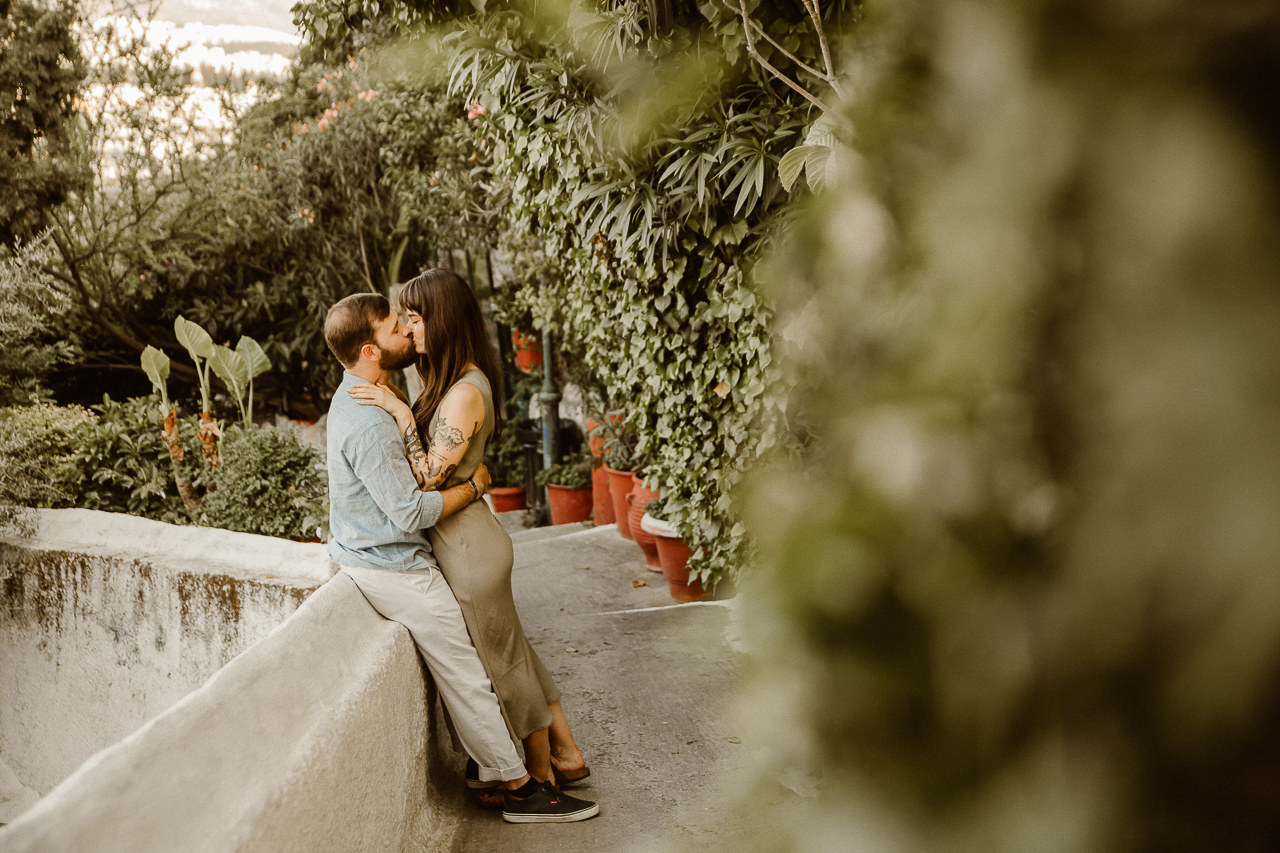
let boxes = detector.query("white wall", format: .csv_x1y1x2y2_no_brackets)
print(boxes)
0,509,459,851
0,510,331,800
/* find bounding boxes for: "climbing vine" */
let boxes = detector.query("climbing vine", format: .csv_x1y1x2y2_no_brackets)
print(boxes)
296,0,854,585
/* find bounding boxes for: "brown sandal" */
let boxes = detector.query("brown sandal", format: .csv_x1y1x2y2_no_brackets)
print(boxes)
551,764,591,787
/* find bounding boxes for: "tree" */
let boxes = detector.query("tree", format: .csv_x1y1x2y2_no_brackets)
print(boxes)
0,0,87,246
32,4,237,401
0,235,76,405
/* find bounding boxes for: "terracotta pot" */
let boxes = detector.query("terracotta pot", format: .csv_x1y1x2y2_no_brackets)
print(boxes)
547,484,593,525
590,465,615,525
586,416,606,458
640,513,707,603
605,465,636,539
488,486,527,513
585,418,615,526
628,496,663,570
511,330,543,374
630,473,659,506
659,540,706,602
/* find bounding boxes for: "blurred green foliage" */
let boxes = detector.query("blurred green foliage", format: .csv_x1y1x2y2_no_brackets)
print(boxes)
535,449,592,489
0,235,78,406
734,0,1280,849
486,420,528,488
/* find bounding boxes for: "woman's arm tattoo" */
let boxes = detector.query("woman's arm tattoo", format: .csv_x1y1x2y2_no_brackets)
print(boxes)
402,420,465,490
436,421,466,452
401,413,481,491
403,424,431,490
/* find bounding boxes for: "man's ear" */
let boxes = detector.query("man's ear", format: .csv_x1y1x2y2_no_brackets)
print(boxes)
359,342,379,363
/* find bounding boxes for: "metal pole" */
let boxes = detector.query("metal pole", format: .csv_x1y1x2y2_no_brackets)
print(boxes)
539,327,561,473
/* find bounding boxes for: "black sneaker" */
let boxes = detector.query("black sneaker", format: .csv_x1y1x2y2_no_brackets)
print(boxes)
502,781,599,823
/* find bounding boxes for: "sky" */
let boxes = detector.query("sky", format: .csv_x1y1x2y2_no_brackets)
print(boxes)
151,0,301,76
155,0,299,34
82,0,304,160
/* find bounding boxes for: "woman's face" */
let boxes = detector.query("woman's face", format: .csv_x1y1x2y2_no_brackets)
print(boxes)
404,308,426,353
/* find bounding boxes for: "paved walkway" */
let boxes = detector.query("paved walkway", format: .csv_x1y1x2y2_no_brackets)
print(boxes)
445,520,758,852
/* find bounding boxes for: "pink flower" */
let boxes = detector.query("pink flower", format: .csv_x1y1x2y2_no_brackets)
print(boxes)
467,102,486,120
140,274,146,281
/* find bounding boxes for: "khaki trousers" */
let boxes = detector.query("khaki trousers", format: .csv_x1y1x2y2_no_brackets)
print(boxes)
341,564,526,783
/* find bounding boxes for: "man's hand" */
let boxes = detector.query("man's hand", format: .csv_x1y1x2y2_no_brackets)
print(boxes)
472,462,491,499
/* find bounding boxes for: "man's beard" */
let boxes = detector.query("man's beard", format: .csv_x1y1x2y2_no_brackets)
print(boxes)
378,338,417,372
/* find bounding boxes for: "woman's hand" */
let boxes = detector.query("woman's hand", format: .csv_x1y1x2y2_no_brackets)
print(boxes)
350,381,413,429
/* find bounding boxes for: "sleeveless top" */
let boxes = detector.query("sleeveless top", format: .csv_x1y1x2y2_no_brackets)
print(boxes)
427,368,494,489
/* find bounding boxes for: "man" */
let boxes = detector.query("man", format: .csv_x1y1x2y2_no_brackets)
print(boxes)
323,292,597,824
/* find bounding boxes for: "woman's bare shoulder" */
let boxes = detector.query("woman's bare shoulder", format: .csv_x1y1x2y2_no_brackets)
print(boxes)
436,380,485,422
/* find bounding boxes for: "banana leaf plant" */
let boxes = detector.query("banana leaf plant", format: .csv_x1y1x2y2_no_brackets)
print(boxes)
174,315,222,467
140,343,199,514
208,336,272,428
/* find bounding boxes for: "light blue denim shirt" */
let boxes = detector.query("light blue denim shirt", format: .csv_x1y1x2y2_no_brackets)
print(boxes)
327,371,443,571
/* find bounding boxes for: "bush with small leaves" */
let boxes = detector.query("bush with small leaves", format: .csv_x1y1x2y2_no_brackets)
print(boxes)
55,395,202,524
0,402,95,536
194,425,326,540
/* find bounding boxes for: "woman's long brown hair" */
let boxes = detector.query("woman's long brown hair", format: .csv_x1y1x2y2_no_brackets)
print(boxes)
397,268,504,446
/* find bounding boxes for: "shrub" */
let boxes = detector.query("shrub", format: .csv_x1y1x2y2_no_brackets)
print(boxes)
56,395,200,524
0,402,95,535
194,425,326,540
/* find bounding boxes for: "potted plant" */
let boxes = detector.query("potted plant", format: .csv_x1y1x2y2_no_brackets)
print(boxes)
486,421,528,513
627,473,662,571
584,414,615,526
510,329,544,374
640,498,706,603
535,450,593,525
596,411,642,540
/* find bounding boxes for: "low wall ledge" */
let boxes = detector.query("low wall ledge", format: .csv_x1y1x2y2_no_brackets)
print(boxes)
0,508,336,586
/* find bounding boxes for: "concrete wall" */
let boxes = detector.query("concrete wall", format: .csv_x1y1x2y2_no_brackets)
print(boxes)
0,509,460,851
0,509,332,802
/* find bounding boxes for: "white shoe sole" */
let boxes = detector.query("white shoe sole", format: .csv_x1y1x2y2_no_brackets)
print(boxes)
502,803,600,823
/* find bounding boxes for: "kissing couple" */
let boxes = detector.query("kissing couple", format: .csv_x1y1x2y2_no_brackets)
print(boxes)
323,269,598,824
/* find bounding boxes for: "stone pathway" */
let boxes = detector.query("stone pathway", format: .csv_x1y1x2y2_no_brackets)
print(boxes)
446,521,755,852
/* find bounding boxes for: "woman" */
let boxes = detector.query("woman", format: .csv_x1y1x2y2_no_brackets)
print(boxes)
349,268,589,788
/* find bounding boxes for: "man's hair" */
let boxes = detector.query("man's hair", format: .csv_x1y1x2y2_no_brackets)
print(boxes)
324,293,391,368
